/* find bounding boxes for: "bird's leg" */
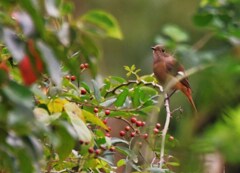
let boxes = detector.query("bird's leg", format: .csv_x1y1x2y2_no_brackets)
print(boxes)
165,89,177,101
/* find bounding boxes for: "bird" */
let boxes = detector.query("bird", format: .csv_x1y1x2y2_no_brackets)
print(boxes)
152,44,197,112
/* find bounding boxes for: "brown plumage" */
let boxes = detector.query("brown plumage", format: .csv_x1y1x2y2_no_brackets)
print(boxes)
152,44,197,112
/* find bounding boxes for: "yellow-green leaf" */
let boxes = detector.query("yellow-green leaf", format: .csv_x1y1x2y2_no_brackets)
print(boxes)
82,110,108,130
48,98,69,113
64,103,92,142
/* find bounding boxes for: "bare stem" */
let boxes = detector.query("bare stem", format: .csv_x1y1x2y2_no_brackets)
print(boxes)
158,93,171,168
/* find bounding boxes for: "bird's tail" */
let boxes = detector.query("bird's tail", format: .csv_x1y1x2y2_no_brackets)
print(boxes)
184,88,197,113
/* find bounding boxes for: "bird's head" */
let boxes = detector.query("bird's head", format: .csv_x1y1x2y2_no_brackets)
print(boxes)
151,44,168,62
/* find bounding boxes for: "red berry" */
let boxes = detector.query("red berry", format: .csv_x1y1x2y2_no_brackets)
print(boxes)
130,117,137,124
125,126,130,131
119,130,126,137
105,133,111,137
88,147,94,154
94,107,99,113
109,146,115,152
169,136,174,141
103,119,107,124
95,149,101,155
154,128,159,134
84,63,89,68
143,133,148,139
80,63,85,69
79,140,84,145
105,109,110,115
156,123,161,129
130,132,136,138
136,121,143,127
71,75,76,81
81,88,87,95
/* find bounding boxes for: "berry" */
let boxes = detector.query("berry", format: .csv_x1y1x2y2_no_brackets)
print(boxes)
80,63,85,69
109,146,115,152
65,75,70,80
156,123,161,129
94,107,99,113
143,133,148,139
119,130,126,137
103,119,107,124
136,121,143,127
81,88,87,95
130,117,137,124
154,128,159,134
88,147,94,154
71,75,76,81
84,63,89,68
169,136,174,141
95,149,101,155
79,140,84,145
105,133,111,137
125,126,130,131
130,132,136,138
105,109,110,115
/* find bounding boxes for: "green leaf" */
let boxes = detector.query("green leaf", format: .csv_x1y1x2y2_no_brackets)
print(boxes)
117,159,126,167
124,66,131,72
82,109,108,130
110,76,126,84
81,82,91,93
2,81,33,108
162,25,189,42
132,87,141,107
92,79,102,102
166,161,180,167
54,121,76,160
193,13,214,27
64,103,92,142
81,10,123,39
114,88,129,107
139,86,158,102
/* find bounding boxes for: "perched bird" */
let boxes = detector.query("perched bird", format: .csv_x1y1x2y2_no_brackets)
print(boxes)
152,44,197,112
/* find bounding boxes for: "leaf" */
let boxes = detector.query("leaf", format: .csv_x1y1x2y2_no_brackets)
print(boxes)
115,146,133,157
2,81,33,108
81,10,123,39
58,22,70,46
111,137,129,145
64,103,92,142
54,121,76,160
36,40,62,87
3,28,25,62
193,13,214,27
162,25,189,42
124,66,131,71
114,88,129,107
45,0,60,17
166,161,180,167
34,108,61,125
117,159,126,167
82,109,108,130
100,98,116,107
48,98,68,113
92,79,102,102
139,86,158,102
132,87,141,107
110,76,126,84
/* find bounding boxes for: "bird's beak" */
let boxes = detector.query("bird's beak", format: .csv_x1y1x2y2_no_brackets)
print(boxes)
151,47,155,50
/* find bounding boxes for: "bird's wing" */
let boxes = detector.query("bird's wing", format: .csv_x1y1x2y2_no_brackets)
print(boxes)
166,58,191,89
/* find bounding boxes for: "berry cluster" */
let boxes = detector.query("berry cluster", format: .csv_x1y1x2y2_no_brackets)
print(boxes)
80,63,89,70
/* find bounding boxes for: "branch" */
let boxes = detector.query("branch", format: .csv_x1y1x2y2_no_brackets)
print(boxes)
105,79,163,97
158,94,172,168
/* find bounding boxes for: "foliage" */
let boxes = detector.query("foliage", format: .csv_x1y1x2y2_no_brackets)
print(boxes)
0,0,240,173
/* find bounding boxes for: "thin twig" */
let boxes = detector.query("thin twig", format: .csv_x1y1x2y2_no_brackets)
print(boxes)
192,32,214,51
158,94,171,168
